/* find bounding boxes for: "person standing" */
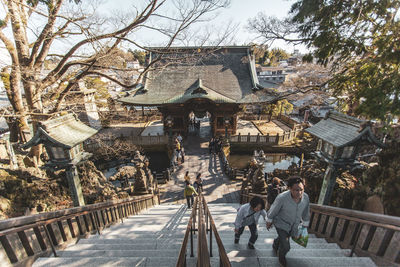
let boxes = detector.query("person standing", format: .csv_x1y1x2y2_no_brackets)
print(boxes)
266,176,310,267
184,180,198,208
234,196,267,249
175,139,181,163
181,146,185,163
177,133,183,145
193,173,203,193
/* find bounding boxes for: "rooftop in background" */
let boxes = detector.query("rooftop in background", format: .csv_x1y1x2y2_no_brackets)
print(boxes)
119,46,277,106
23,114,98,149
306,111,384,148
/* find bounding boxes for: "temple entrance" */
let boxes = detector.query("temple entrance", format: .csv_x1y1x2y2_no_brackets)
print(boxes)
188,111,212,138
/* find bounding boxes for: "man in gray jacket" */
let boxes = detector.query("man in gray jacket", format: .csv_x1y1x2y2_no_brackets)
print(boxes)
234,196,267,249
266,176,310,267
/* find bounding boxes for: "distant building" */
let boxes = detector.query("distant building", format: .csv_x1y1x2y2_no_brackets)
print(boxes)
65,81,102,130
126,60,141,69
257,67,288,83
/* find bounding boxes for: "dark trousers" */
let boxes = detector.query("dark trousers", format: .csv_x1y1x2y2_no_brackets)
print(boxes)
235,223,258,245
273,227,291,258
186,195,194,208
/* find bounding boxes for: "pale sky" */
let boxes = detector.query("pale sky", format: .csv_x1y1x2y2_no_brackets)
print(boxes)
0,0,302,67
98,0,299,51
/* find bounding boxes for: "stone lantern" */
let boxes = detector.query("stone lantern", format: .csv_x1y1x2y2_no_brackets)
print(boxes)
306,111,385,205
23,114,98,206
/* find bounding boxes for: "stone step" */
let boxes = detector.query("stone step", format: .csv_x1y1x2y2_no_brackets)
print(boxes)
71,241,337,253
256,256,377,267
34,255,376,267
58,248,351,259
93,232,187,239
221,242,340,250
58,249,180,258
217,231,318,239
33,256,185,267
226,248,350,258
77,235,325,245
65,243,183,251
77,238,183,245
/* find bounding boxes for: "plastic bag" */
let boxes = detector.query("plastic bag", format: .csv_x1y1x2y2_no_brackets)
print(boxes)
292,226,309,247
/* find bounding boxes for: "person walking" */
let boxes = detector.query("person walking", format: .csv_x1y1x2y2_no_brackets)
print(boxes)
234,196,267,249
193,173,203,193
181,146,185,163
175,139,181,163
184,180,198,208
266,176,310,267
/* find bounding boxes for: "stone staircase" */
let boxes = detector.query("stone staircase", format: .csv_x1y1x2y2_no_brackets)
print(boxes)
33,204,192,267
33,203,377,267
208,203,377,267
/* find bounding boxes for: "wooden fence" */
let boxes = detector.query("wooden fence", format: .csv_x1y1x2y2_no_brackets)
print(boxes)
0,194,159,267
229,128,301,145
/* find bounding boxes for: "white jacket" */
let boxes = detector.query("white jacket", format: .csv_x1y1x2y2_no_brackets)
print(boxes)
234,203,267,229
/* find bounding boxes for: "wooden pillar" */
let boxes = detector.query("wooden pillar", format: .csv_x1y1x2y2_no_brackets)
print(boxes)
317,163,338,205
65,166,85,207
233,114,238,135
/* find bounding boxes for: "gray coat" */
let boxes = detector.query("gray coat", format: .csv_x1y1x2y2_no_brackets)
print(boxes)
267,191,310,237
234,203,267,229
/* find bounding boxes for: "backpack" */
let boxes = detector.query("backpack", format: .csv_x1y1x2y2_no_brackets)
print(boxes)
267,184,282,205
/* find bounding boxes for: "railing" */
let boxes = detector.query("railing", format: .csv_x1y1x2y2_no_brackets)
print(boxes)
229,128,301,145
240,192,400,267
176,194,231,267
309,204,400,266
0,194,159,267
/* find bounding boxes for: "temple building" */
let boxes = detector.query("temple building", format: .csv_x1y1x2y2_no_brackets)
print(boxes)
119,46,277,137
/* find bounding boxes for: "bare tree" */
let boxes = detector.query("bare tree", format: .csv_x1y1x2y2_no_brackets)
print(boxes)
0,0,232,163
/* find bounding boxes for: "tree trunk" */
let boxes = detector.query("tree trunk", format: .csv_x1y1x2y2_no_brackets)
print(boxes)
6,67,31,143
23,78,44,166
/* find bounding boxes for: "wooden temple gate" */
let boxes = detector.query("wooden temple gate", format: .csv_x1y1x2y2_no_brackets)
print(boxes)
158,99,240,137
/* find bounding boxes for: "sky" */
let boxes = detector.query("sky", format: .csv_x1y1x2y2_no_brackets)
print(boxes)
0,0,301,67
98,0,298,50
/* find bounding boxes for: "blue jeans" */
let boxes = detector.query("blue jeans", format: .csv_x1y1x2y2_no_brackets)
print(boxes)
235,223,258,245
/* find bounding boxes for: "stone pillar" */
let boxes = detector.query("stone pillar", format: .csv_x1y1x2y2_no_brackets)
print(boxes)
317,163,337,205
65,166,85,206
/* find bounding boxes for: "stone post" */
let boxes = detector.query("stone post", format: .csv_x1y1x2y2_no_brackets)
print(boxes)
65,166,85,207
317,163,338,205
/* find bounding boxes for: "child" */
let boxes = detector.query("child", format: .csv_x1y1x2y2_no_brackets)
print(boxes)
234,196,267,249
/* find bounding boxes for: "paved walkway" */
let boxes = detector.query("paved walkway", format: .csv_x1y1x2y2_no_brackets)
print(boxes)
160,119,241,205
236,119,262,135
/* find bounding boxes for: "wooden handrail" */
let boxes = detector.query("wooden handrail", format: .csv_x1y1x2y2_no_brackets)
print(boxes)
198,195,210,267
202,195,231,267
0,194,153,231
176,194,231,267
176,197,198,267
0,193,159,266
